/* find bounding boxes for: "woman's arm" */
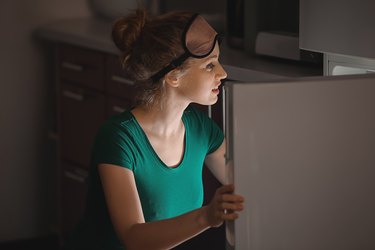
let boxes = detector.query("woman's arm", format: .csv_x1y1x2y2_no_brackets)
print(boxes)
98,163,243,250
204,139,228,184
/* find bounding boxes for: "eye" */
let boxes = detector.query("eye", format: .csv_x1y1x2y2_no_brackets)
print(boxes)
206,63,215,70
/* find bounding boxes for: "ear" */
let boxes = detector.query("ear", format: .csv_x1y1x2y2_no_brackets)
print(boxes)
164,70,181,88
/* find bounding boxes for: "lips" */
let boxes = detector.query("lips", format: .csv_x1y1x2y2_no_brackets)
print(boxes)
212,82,221,94
212,87,220,94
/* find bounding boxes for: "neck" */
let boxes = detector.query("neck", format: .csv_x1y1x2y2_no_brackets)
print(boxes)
132,97,189,137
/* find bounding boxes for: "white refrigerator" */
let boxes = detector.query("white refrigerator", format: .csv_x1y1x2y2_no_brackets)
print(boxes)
224,73,375,250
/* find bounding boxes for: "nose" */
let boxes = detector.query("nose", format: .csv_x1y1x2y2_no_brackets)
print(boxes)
216,63,228,81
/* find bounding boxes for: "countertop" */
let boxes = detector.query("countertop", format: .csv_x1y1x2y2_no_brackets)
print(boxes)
36,17,323,82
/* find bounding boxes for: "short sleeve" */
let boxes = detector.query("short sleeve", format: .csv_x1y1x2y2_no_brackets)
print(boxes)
188,106,224,155
205,116,224,154
91,121,135,171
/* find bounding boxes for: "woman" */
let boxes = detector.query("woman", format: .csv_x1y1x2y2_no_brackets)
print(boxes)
63,8,244,250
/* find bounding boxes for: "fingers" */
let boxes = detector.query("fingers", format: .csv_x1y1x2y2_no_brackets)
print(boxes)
215,184,244,221
217,184,244,200
206,184,245,227
221,202,243,211
221,211,239,220
220,202,243,221
220,193,244,203
216,184,244,203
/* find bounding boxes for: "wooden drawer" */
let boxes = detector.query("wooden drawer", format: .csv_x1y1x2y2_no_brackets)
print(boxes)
106,55,138,99
60,83,106,167
60,162,88,237
107,96,133,118
59,44,105,91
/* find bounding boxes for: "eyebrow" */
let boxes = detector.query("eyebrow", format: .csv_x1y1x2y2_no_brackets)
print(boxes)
207,54,218,59
202,54,218,62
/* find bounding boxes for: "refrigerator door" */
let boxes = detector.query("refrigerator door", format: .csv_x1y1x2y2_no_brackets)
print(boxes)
224,73,375,250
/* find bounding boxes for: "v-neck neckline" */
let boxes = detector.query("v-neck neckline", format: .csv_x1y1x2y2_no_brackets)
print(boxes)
129,111,189,171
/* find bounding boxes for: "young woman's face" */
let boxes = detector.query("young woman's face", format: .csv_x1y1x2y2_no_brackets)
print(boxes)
176,42,227,106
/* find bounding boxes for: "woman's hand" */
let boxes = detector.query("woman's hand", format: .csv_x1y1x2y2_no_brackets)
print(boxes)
204,184,244,228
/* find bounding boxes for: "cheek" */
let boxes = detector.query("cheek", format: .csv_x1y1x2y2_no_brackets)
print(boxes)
179,68,213,93
189,69,213,84
179,77,207,99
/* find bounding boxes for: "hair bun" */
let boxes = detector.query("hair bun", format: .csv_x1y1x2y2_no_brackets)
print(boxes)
112,9,147,56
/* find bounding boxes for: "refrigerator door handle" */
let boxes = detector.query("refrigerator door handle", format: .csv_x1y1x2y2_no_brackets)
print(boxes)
223,82,233,165
223,82,236,249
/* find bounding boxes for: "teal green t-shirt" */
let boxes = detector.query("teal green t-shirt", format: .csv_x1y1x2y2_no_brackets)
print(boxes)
63,106,224,249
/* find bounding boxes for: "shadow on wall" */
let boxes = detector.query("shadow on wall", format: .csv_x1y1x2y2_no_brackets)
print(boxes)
0,0,92,243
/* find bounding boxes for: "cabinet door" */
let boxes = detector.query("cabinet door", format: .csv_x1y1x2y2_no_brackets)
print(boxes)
61,162,88,237
107,96,133,118
60,83,106,167
59,44,105,91
106,55,138,100
300,0,375,59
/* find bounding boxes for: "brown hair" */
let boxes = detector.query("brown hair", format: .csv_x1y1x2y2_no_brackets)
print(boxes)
111,8,194,108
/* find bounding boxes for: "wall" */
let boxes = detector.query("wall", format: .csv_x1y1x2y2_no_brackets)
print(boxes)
162,0,225,14
0,0,92,242
161,0,226,33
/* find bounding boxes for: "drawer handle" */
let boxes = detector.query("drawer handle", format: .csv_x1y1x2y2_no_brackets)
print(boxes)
62,90,84,102
111,75,134,86
112,105,125,113
61,61,83,72
64,170,85,183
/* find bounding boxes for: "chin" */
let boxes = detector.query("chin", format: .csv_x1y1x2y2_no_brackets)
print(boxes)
194,95,218,106
205,97,218,106
209,99,218,105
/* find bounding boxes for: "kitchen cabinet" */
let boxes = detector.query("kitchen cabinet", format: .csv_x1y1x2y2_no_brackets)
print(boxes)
59,44,105,91
300,0,375,60
106,54,138,100
60,83,106,167
107,96,132,117
57,44,108,239
61,162,88,236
